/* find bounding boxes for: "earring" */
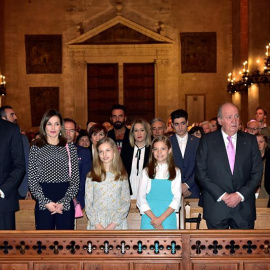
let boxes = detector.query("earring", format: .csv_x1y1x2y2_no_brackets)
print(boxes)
60,131,62,136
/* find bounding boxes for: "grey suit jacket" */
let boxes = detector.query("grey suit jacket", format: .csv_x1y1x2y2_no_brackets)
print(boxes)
195,129,263,221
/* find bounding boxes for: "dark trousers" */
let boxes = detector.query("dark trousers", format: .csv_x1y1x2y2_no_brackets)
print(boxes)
35,182,75,230
0,212,16,230
206,214,254,229
35,208,74,230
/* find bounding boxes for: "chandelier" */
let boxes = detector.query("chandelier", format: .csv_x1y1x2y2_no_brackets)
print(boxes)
227,43,270,94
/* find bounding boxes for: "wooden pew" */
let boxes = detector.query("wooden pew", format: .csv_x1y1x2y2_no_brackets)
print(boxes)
16,198,270,230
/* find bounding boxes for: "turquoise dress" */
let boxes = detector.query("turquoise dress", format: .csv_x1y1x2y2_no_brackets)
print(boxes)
140,178,177,229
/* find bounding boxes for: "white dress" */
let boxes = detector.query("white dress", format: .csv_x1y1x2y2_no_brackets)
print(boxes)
85,172,131,230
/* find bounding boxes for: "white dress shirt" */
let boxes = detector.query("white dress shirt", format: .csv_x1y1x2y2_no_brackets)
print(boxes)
137,163,181,214
176,133,188,158
130,145,146,199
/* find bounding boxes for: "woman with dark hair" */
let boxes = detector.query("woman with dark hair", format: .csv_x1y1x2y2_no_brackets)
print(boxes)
121,118,151,199
137,136,181,229
28,109,80,230
88,124,107,160
188,126,205,139
255,134,270,206
76,131,91,148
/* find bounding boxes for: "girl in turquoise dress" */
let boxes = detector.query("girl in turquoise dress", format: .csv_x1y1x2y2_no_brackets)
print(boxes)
137,136,181,229
85,137,130,230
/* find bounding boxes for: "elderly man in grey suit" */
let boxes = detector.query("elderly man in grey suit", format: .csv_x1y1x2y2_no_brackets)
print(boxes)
0,118,25,229
196,103,263,229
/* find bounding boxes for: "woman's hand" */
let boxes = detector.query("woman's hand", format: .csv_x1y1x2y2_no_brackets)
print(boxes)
95,224,105,230
45,202,64,215
155,224,164,230
52,203,64,214
45,202,57,214
151,216,164,229
105,223,117,230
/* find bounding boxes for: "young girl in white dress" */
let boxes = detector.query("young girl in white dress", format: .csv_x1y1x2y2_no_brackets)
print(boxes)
85,137,130,230
137,136,181,229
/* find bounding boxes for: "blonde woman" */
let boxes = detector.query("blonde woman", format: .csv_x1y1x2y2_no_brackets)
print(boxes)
121,118,151,199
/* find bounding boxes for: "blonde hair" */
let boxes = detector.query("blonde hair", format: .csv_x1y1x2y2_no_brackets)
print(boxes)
129,118,151,147
88,137,127,182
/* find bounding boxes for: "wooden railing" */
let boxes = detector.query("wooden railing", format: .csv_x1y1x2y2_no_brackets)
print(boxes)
0,230,270,270
16,198,270,230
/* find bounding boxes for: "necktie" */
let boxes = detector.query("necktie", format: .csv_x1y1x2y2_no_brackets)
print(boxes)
227,136,235,174
135,145,145,175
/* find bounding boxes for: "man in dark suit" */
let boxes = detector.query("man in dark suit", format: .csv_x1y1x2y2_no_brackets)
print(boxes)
64,118,91,209
0,105,29,199
169,109,200,198
0,118,25,229
196,103,263,229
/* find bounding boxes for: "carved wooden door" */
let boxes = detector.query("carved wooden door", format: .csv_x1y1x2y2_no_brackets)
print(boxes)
87,63,119,124
123,63,155,123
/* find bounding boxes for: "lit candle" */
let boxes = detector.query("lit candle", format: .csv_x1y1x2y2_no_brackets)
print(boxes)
227,73,232,82
243,61,248,72
266,46,269,57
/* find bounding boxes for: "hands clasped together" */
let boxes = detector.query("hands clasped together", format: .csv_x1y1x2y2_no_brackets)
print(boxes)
95,223,117,230
150,216,164,229
45,202,64,215
222,192,242,208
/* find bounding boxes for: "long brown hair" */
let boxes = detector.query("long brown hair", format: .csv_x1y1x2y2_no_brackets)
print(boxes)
146,136,176,180
88,137,128,182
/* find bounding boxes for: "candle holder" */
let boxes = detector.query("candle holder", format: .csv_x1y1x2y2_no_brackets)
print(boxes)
0,75,6,96
227,54,270,94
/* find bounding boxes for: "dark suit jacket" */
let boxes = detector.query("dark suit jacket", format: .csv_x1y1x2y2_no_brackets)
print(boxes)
108,128,130,151
0,119,25,212
170,133,200,198
76,145,92,209
18,134,29,197
121,143,150,195
195,129,263,222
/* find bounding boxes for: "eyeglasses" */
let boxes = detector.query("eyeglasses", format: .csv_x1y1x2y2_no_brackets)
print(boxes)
247,127,260,131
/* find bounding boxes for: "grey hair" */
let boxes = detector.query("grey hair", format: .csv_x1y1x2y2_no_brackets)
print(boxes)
217,103,238,119
150,118,166,128
200,121,212,128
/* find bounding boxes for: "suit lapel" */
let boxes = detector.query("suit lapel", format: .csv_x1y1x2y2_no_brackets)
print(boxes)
234,131,245,176
184,134,193,159
171,135,184,167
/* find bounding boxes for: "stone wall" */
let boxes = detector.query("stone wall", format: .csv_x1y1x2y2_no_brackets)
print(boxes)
0,0,232,130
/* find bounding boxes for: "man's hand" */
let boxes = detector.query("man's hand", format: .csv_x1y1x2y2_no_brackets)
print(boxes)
223,193,242,208
25,191,32,200
182,183,192,198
